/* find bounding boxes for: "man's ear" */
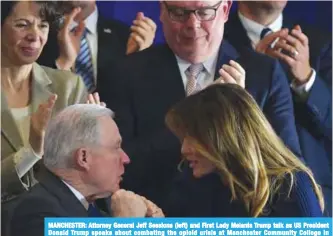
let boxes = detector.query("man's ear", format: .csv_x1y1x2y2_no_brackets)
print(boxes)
222,0,233,22
74,147,92,171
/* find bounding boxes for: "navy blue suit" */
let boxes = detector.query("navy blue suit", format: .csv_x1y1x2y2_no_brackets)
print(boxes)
99,41,301,207
225,13,332,216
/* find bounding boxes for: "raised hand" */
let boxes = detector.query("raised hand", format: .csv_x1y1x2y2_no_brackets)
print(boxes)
126,12,157,55
29,94,58,156
86,92,106,107
215,60,246,88
56,7,85,70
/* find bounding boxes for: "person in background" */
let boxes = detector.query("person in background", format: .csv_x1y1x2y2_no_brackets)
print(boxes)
225,0,332,216
165,84,324,217
1,0,105,204
38,0,157,93
9,104,164,236
100,0,302,207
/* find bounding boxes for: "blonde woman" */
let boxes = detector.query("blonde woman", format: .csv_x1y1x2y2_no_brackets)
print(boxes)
165,84,325,217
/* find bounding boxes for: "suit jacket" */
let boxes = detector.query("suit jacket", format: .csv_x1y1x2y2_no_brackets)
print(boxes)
38,13,130,91
1,63,87,203
7,168,91,236
165,168,323,217
225,13,332,215
100,41,301,207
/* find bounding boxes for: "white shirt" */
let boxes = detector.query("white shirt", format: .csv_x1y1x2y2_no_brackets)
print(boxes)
62,181,89,210
176,52,219,92
238,11,316,96
238,11,283,48
70,7,99,85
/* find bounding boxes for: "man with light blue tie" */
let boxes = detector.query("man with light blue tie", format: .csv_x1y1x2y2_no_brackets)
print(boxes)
224,0,332,216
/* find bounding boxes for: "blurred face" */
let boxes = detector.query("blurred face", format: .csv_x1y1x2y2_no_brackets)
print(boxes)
249,1,287,12
160,1,232,64
181,137,215,178
67,0,96,9
1,1,49,66
87,117,130,196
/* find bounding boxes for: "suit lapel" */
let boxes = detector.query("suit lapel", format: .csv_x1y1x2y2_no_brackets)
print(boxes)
31,63,53,114
1,92,23,152
39,168,89,216
214,40,241,79
159,45,187,99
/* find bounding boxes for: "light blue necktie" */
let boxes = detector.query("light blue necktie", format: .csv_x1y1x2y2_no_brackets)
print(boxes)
75,28,95,92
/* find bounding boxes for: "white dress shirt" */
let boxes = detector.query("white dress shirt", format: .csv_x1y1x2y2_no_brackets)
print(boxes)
69,7,99,85
176,52,219,92
62,181,89,210
238,11,316,96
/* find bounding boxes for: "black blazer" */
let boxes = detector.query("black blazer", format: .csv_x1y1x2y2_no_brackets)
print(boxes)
100,41,301,207
225,13,332,216
38,13,130,90
7,168,92,236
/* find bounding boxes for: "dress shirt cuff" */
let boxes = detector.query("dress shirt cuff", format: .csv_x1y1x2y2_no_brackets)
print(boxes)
15,145,42,178
290,69,316,97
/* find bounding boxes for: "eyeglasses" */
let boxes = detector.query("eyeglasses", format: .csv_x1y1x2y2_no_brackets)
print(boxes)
163,1,223,22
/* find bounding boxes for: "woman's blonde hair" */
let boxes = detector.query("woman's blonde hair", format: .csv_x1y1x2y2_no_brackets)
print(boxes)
166,84,324,217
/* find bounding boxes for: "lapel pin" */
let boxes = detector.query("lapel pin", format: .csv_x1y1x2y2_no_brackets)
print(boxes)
104,28,112,34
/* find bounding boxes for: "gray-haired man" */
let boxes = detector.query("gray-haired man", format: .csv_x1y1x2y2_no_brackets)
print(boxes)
9,104,163,236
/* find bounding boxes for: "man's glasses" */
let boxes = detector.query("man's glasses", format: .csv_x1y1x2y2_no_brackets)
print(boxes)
163,1,223,22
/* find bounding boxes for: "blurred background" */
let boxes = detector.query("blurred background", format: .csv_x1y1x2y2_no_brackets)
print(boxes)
98,1,333,45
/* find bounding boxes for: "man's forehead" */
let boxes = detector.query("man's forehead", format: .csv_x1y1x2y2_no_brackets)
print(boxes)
165,1,221,8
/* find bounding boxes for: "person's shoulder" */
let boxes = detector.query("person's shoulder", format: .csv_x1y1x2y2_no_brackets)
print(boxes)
38,64,82,89
98,15,130,37
120,44,173,69
236,46,280,71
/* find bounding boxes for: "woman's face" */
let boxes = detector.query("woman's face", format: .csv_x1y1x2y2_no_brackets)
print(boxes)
181,136,216,178
1,1,49,66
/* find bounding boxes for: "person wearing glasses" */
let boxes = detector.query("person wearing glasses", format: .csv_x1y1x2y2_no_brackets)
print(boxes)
100,1,301,208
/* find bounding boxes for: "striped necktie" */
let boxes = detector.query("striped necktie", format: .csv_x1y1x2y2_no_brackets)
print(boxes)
75,28,95,92
185,64,204,96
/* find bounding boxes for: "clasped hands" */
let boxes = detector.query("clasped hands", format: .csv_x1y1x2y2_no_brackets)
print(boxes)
111,189,164,217
255,25,312,85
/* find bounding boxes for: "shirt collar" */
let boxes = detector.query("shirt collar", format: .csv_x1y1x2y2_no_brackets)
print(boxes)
69,6,98,35
62,180,89,210
175,51,219,77
238,11,283,46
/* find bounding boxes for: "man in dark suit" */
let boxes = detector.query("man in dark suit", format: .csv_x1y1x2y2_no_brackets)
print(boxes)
224,0,332,216
8,104,164,236
38,0,156,92
101,0,302,209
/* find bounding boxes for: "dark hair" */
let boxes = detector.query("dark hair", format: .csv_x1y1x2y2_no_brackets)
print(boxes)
1,1,65,27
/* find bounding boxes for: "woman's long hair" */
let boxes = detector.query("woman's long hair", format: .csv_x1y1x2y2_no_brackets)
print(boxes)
166,84,324,217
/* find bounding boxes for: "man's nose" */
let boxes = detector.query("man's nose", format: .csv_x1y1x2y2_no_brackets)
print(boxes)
121,149,131,164
185,12,201,29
